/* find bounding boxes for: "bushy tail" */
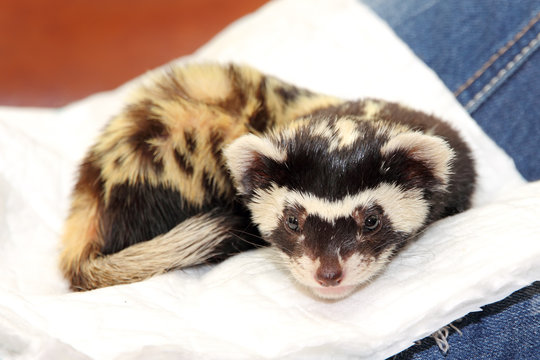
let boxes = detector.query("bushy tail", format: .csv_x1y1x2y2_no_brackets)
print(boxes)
67,213,241,291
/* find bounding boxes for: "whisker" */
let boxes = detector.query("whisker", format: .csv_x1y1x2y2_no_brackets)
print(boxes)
228,230,268,250
230,227,297,258
370,238,398,253
228,229,268,246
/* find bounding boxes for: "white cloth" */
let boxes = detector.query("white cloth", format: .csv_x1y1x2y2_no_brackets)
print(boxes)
1,0,538,359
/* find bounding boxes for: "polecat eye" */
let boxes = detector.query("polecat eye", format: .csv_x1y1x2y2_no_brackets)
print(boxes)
364,214,380,231
287,216,299,231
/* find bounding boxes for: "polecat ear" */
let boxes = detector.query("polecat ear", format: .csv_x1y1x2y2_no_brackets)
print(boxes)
380,132,455,189
223,134,287,195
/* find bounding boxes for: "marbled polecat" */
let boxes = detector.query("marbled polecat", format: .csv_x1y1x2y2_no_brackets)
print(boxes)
60,63,475,299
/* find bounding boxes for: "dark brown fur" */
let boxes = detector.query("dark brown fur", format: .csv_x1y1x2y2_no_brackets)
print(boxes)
60,63,475,292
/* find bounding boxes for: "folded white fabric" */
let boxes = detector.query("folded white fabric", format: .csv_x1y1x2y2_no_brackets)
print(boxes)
0,0,538,359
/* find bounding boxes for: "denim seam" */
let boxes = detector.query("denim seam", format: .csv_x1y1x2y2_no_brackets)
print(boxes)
454,11,540,98
464,30,540,113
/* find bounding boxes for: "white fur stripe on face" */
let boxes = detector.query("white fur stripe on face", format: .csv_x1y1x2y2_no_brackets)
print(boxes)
249,183,429,236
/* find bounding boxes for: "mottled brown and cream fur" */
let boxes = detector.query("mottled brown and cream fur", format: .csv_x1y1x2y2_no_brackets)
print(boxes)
60,63,475,293
60,63,343,290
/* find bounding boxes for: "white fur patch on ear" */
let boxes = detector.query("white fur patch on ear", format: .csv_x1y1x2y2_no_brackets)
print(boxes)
381,132,455,186
223,134,286,195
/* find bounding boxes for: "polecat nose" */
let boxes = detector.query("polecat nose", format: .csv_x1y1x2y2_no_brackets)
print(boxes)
315,265,343,287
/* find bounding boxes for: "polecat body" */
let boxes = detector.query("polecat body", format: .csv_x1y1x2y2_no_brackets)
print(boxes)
60,63,475,298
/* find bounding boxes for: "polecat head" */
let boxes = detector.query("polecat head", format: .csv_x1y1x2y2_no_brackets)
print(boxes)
224,115,454,299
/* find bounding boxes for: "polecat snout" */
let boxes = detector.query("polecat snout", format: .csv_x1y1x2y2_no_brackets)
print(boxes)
59,63,475,298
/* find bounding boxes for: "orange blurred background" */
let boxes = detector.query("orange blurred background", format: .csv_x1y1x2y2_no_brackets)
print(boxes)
0,0,268,107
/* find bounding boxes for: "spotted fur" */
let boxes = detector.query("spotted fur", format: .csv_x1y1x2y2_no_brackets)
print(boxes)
60,63,475,296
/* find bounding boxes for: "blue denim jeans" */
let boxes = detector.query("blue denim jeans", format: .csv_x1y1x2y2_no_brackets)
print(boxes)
363,0,540,181
359,1,540,358
392,283,540,360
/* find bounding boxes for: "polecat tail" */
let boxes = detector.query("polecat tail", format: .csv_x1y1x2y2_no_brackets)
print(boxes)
64,212,239,291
